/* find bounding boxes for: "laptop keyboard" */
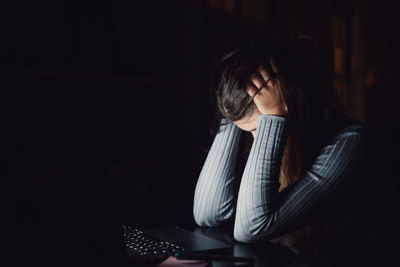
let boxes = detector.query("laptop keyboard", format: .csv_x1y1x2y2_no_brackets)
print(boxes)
121,224,184,256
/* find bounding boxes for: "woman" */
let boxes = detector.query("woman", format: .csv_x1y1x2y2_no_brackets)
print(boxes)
193,35,399,266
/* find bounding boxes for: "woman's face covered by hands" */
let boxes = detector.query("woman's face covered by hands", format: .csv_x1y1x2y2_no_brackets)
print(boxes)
232,65,287,138
232,107,262,138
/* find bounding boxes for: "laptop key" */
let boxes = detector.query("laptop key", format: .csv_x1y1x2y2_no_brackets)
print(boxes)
122,225,184,258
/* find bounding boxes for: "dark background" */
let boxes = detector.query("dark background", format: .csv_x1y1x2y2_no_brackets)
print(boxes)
1,0,399,247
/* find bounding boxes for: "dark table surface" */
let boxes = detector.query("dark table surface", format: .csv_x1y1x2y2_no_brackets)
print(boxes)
132,225,308,267
132,224,399,267
191,226,306,267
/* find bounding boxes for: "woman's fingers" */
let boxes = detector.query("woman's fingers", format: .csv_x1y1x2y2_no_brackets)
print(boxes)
258,66,270,83
247,83,258,98
250,72,264,90
246,65,286,116
250,67,271,93
248,71,266,100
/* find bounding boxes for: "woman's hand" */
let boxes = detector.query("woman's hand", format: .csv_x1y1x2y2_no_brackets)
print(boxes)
247,66,287,116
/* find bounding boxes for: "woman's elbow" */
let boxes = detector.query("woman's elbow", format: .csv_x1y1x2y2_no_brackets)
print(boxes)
193,209,220,227
233,223,259,243
233,216,274,243
193,212,211,227
193,208,233,227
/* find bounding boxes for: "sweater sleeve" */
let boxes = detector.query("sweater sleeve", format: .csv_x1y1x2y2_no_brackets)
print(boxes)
193,120,242,227
234,115,366,242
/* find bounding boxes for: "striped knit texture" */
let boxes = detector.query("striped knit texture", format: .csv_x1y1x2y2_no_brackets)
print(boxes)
193,119,241,226
193,115,365,243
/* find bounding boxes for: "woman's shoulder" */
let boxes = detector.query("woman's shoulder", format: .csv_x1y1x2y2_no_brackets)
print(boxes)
322,110,366,146
333,117,365,141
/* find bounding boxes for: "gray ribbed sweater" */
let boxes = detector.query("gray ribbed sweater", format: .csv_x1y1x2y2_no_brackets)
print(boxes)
193,115,365,243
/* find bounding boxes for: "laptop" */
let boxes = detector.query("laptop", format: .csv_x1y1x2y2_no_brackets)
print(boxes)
141,226,231,252
4,140,231,267
24,141,231,265
121,224,232,258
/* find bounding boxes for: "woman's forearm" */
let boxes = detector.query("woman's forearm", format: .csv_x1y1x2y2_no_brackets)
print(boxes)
234,115,365,243
193,120,241,226
234,115,288,241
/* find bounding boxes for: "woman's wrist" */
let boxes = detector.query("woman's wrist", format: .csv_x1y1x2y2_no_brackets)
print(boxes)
257,114,288,122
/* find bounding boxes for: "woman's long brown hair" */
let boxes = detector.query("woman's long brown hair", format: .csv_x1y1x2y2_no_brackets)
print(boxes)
279,132,303,192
